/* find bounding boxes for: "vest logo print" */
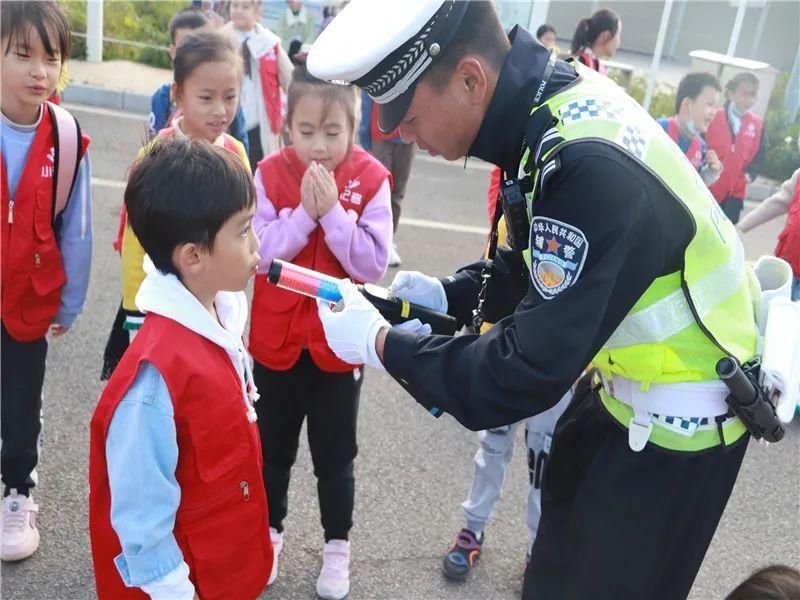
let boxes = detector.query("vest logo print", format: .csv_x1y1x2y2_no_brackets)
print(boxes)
530,217,588,299
41,146,55,178
340,178,363,205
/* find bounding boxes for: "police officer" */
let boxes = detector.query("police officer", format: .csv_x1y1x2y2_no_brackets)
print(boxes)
308,1,759,598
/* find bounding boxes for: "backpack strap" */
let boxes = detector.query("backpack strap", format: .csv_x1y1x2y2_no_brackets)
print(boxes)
47,101,82,220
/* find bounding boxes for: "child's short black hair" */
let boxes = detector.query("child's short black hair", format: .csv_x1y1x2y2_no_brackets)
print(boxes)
125,136,255,277
1,0,71,59
169,7,209,45
675,72,721,114
725,565,800,600
726,71,759,94
536,24,556,40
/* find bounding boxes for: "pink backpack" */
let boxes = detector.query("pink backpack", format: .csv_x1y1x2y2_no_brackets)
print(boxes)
47,101,82,218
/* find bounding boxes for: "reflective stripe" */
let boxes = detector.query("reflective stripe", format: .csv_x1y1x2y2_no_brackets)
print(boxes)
604,237,745,349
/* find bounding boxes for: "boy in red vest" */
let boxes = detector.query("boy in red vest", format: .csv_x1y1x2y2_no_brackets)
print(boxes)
89,137,272,600
1,0,92,562
658,72,723,187
706,72,766,224
359,91,416,266
224,0,293,170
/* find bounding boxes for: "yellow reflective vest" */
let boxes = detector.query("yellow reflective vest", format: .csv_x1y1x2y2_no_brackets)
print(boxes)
518,63,758,452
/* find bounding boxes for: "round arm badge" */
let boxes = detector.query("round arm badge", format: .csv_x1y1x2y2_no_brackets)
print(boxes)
530,217,589,300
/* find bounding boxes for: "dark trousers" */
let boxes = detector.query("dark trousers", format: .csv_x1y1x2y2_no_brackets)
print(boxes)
371,140,416,232
253,352,362,541
523,374,748,600
1,323,48,497
247,126,264,172
720,196,745,225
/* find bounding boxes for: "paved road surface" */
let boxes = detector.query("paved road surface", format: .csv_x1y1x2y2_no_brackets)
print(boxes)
2,104,798,600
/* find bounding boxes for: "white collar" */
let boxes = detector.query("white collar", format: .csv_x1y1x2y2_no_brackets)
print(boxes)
136,257,258,421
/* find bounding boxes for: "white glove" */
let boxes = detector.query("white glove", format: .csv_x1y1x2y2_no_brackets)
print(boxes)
389,271,448,313
394,318,432,336
317,280,390,369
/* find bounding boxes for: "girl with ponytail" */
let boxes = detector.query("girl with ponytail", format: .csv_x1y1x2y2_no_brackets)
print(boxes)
570,8,621,74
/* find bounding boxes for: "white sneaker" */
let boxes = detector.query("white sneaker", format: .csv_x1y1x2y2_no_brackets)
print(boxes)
268,527,283,586
388,244,402,267
316,539,350,600
1,490,40,562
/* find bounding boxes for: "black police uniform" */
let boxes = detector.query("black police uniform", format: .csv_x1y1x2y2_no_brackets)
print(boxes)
383,28,749,600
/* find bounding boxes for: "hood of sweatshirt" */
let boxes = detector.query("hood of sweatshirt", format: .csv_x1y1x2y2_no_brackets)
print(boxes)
136,256,258,421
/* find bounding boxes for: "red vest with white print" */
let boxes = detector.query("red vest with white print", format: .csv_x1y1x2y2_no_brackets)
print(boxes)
775,180,800,278
0,106,89,341
249,146,390,372
89,313,272,600
258,44,284,134
706,106,763,201
666,117,703,169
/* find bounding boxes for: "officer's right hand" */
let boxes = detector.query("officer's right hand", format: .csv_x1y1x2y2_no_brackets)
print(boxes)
389,271,448,313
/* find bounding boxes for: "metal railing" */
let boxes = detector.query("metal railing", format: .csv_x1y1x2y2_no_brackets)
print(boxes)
71,31,169,54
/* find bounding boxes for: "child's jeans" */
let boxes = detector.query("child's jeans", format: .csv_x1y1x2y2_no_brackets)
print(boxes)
1,323,47,497
253,351,362,542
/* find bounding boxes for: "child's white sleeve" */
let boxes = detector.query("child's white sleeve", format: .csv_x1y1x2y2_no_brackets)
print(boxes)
140,561,195,600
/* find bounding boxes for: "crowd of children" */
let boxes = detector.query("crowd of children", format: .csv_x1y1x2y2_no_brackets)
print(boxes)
1,2,797,600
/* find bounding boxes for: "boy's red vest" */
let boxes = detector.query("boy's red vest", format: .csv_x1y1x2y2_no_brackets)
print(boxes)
706,106,763,201
250,146,390,372
89,314,272,600
775,181,800,278
113,129,244,253
665,117,703,169
0,107,89,341
258,44,284,134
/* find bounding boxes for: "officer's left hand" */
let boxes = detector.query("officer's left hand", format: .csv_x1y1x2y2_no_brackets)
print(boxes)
317,280,389,369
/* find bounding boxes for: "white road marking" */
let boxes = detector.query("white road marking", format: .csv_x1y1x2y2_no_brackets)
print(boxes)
92,177,126,189
63,103,147,121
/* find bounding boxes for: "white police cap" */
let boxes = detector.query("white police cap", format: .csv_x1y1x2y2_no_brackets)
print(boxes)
307,0,469,133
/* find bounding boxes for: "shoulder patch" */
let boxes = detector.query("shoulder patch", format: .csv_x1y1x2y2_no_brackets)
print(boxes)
530,217,588,299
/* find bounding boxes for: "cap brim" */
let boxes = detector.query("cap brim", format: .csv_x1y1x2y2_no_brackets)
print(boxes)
376,87,415,134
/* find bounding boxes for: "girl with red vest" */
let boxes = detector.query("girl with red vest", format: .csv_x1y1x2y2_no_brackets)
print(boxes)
89,137,272,600
1,1,92,562
250,65,392,600
738,167,800,301
658,72,724,186
570,8,622,75
706,72,766,225
224,0,293,171
102,31,250,380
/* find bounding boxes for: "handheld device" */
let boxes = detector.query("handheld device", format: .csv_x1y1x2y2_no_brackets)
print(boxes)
267,259,458,336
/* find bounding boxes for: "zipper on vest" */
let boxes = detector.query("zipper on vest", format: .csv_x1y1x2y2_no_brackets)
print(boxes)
8,200,13,224
240,480,250,502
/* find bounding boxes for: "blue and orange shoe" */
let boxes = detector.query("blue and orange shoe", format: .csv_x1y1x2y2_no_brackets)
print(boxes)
442,528,483,581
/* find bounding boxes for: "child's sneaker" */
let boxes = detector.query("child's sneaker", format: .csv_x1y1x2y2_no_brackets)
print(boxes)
268,527,283,585
442,528,483,581
388,243,402,267
316,539,350,599
1,490,40,562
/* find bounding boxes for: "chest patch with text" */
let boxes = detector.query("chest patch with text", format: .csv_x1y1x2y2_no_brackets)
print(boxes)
530,217,588,299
